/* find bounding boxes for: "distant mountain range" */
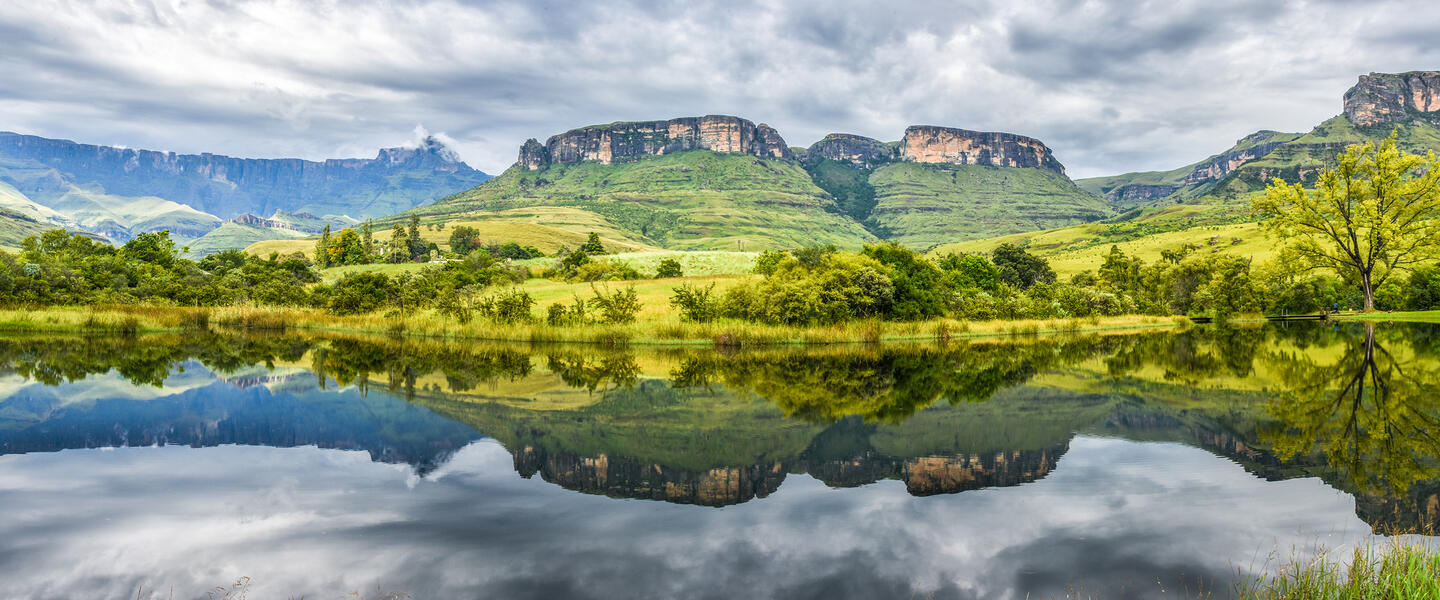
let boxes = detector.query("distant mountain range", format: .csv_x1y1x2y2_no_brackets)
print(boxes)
5,69,1440,255
0,132,491,251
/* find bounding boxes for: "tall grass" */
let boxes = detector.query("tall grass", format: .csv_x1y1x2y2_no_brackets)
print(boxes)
0,305,1187,347
1238,540,1440,599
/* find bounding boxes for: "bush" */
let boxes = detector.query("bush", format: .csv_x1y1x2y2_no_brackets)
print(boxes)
328,272,393,315
753,249,788,275
670,283,718,322
1405,266,1440,310
589,285,641,324
484,288,535,324
655,257,683,278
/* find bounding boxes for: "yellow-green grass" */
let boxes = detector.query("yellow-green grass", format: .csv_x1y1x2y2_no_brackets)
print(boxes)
0,304,1187,347
244,213,656,260
1238,540,1440,600
932,220,1275,276
1338,310,1440,323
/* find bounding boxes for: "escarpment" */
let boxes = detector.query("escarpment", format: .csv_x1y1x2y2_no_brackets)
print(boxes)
517,115,792,169
1344,71,1440,126
899,126,1067,175
802,133,897,168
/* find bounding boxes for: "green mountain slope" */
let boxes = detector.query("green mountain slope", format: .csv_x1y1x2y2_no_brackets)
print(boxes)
865,162,1112,249
185,222,310,256
407,150,877,250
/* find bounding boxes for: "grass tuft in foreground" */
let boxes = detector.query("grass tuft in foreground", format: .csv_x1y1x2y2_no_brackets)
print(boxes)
1238,541,1440,599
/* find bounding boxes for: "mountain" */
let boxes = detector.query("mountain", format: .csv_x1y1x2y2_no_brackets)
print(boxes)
411,116,1106,251
801,126,1111,249
0,131,491,249
1078,70,1440,211
411,115,877,250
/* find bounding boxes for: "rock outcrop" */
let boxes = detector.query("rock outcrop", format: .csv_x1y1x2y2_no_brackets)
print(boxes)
1105,184,1178,204
517,115,793,170
1182,131,1290,185
1344,71,1440,126
899,126,1066,175
802,133,897,168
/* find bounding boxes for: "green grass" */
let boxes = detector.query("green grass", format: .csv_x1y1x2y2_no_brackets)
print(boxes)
1337,310,1440,323
1238,541,1440,599
0,304,1186,347
930,212,1273,276
866,161,1112,249
401,151,877,250
187,222,307,256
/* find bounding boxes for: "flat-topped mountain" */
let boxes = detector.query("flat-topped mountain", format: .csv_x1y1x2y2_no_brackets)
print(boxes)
412,115,1107,250
1080,70,1440,211
900,126,1067,175
1344,71,1440,126
518,115,792,170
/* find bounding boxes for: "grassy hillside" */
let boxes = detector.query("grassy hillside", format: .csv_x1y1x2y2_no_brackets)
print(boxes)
188,222,309,256
245,216,658,259
402,151,877,250
867,162,1112,250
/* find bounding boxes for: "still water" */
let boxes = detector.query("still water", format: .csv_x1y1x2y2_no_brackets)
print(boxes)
0,323,1436,599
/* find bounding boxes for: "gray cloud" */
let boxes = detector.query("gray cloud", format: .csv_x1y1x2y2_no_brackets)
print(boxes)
2,0,1439,178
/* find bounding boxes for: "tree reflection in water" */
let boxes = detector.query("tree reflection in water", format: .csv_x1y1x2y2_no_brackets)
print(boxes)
1262,323,1440,503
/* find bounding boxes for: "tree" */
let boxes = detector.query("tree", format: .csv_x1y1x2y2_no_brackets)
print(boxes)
361,219,375,261
449,225,482,255
328,228,366,266
316,225,332,268
991,243,1055,290
1254,135,1440,311
388,225,408,263
407,215,427,261
655,257,683,278
580,232,606,255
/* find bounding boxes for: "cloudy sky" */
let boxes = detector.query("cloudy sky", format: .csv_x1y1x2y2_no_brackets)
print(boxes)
4,0,1440,178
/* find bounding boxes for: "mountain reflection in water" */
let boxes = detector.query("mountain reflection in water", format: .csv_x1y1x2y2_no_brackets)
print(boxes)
0,323,1437,598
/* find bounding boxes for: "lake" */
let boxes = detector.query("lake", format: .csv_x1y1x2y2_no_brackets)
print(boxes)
0,322,1436,599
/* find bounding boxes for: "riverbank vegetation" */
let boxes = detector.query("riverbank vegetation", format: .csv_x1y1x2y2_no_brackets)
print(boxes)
3,140,1439,343
1238,541,1440,599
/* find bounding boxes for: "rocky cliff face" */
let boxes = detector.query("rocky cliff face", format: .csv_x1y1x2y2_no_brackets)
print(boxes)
513,446,787,507
1182,131,1290,185
1344,71,1440,126
0,132,491,219
518,115,793,170
802,133,897,168
1105,184,1178,204
899,126,1066,175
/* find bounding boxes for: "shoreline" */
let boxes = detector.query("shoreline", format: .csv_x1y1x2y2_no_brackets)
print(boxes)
0,305,1191,347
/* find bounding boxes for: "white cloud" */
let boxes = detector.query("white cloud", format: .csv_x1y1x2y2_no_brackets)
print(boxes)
2,0,1439,177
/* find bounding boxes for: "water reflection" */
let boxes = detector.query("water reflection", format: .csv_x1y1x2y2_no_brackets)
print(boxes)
0,324,1438,596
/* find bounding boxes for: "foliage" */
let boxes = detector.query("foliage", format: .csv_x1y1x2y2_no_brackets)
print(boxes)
588,285,641,324
1254,134,1440,310
655,257,683,278
992,243,1056,290
580,231,607,254
670,282,718,323
328,272,394,315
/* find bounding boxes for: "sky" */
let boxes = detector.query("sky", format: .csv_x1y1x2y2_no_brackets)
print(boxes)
4,0,1440,178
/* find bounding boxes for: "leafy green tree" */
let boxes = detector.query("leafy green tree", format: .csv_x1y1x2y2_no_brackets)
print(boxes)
388,225,408,263
992,243,1055,290
315,225,332,268
328,272,393,315
1404,266,1440,310
407,215,428,261
670,283,718,322
449,225,482,256
362,219,375,260
327,228,367,266
1255,135,1440,310
580,231,606,255
937,253,1000,292
655,257,683,278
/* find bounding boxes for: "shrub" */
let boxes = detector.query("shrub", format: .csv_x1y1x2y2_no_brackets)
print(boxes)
655,257,683,278
670,283,718,322
589,285,640,324
753,249,788,275
328,272,393,315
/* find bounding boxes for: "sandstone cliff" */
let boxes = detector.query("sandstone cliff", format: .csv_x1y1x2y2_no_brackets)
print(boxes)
801,133,897,168
1344,71,1440,126
899,126,1066,175
1182,131,1291,185
518,115,793,169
